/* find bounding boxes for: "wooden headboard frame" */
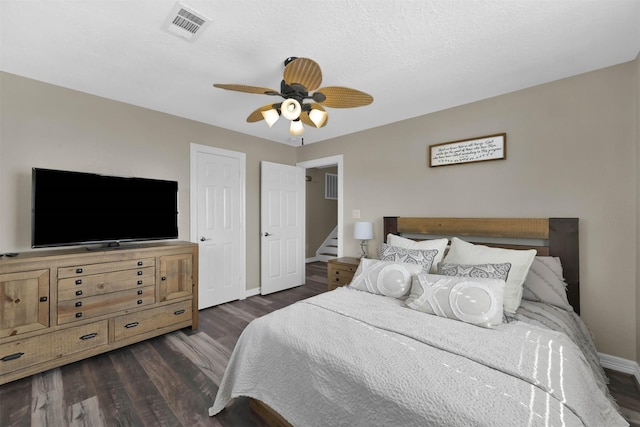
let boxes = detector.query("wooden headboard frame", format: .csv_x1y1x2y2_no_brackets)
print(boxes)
383,217,580,314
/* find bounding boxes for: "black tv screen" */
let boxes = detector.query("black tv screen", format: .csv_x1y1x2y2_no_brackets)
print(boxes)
32,168,179,248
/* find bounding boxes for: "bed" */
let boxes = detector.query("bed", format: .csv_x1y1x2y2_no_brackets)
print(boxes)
209,217,628,427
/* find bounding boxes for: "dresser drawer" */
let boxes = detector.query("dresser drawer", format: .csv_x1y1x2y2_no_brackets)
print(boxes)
330,265,357,283
0,320,108,372
114,300,192,341
58,267,155,301
58,286,155,325
327,258,360,291
328,273,354,289
58,258,155,279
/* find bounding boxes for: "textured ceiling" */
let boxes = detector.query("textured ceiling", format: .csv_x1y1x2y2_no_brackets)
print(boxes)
1,1,639,146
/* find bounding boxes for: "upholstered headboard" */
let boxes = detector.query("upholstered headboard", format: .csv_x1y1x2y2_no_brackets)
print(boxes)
383,217,580,314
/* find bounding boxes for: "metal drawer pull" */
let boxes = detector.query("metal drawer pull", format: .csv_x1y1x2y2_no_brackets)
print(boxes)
137,261,143,266
174,309,186,315
76,290,83,296
137,290,143,295
1,352,24,362
137,280,143,285
75,279,82,285
125,322,139,329
75,312,83,318
80,333,97,340
40,296,48,302
137,271,143,276
76,268,83,274
137,299,143,304
161,276,167,281
75,301,82,307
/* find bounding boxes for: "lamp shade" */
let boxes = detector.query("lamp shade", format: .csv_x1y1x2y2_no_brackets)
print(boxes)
289,119,304,136
308,108,328,128
281,98,302,120
353,221,373,240
261,108,279,127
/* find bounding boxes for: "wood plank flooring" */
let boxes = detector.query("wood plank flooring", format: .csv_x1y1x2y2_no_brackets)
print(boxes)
1,261,639,426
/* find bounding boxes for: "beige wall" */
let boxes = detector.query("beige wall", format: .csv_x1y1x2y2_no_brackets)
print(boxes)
305,167,338,259
635,53,640,364
0,72,297,289
299,61,639,362
1,58,638,362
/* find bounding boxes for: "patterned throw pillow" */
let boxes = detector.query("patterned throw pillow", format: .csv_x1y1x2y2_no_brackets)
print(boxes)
442,238,536,315
349,258,423,298
437,262,511,280
405,274,506,328
380,243,438,273
386,234,448,273
522,256,572,310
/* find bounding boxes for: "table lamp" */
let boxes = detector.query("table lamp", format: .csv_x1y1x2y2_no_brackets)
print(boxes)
353,221,373,258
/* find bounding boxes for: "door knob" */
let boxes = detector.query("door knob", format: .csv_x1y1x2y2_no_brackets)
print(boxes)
200,236,211,241
263,232,271,237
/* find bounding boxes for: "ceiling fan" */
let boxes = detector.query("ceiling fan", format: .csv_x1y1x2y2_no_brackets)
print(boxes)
213,57,373,136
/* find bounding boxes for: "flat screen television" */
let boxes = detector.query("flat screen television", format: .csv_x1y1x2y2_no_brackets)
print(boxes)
32,168,179,248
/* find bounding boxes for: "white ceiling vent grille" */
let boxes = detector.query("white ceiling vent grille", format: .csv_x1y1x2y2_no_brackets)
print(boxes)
165,3,210,42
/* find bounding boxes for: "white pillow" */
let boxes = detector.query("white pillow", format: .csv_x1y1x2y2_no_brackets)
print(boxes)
380,243,438,273
349,258,422,298
405,274,506,328
442,237,536,315
386,234,448,272
522,256,572,310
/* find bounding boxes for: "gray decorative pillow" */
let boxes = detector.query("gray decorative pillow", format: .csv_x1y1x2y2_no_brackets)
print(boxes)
405,274,506,328
442,237,536,315
386,234,448,273
349,258,422,298
522,256,572,310
437,262,512,280
380,243,438,273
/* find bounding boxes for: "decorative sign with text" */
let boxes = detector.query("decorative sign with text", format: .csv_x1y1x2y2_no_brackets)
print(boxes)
429,133,507,167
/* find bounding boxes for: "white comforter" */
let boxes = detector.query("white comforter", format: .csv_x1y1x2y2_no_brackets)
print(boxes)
209,287,627,426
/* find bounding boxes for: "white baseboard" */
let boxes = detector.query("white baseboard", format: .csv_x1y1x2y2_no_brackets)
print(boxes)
599,352,640,383
245,287,261,298
306,256,319,263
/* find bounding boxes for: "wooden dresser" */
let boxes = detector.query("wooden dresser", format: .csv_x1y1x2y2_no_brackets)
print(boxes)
327,257,360,291
0,241,197,385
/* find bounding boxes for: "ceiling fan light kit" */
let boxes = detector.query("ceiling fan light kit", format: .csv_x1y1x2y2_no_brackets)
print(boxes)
281,98,302,120
213,57,373,137
308,109,328,128
261,108,280,128
289,120,304,136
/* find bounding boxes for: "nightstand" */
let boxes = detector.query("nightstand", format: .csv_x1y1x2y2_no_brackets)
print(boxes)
327,257,360,291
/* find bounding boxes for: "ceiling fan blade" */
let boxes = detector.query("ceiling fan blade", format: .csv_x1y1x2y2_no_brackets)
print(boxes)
283,58,322,92
213,84,279,95
316,86,373,108
300,103,328,128
246,104,278,122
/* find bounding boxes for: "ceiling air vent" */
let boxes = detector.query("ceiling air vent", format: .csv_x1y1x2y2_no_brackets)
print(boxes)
165,2,210,42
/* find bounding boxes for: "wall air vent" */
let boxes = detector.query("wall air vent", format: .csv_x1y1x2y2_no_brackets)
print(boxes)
325,173,338,200
165,2,210,42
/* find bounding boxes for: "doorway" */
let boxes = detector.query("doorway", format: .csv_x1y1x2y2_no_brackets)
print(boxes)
297,155,344,261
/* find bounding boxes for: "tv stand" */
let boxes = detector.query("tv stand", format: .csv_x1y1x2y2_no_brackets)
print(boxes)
0,241,198,385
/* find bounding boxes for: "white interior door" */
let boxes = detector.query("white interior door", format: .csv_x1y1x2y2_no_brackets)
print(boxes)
260,161,305,295
191,144,245,309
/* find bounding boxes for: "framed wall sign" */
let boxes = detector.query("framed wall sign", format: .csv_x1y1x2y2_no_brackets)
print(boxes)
429,133,507,167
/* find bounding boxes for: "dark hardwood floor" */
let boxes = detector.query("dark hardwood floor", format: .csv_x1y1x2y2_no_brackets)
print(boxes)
1,261,638,426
